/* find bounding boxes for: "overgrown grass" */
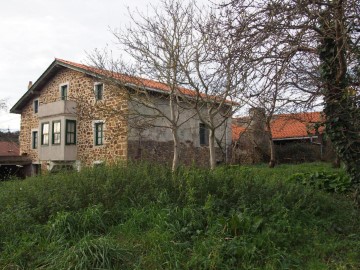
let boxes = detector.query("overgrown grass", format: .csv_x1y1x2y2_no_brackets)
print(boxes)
0,162,359,269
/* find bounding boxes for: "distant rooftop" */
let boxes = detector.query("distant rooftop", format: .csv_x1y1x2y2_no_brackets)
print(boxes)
0,141,20,156
232,112,323,141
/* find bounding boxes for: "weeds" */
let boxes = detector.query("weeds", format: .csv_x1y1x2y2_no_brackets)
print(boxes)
0,162,359,269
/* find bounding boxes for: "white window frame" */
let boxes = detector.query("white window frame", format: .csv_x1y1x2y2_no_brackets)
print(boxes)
94,82,104,101
93,120,105,146
59,82,69,101
31,128,38,149
41,122,50,145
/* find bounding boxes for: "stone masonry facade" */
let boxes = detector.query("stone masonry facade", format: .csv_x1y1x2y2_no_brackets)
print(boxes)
19,68,128,171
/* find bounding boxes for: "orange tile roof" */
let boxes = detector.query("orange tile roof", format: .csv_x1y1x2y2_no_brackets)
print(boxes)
232,112,324,141
271,112,323,139
0,141,20,156
56,58,234,103
232,124,246,140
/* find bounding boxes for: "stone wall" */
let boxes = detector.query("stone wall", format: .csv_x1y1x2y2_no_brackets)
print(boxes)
128,140,226,167
20,101,39,162
19,68,128,170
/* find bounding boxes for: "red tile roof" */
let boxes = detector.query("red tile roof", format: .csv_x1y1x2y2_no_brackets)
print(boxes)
233,112,324,141
11,58,235,114
56,58,233,103
0,141,20,156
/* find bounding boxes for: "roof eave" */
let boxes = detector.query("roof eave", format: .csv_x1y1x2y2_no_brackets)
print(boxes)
273,135,318,141
10,59,59,114
10,59,105,114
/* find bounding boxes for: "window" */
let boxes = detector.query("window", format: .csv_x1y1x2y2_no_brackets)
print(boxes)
60,84,68,100
41,123,49,145
52,121,61,144
33,99,39,113
32,131,38,149
65,120,76,145
199,123,209,146
94,83,103,101
95,122,104,145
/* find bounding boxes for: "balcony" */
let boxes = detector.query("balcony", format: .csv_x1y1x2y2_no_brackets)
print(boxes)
38,100,77,118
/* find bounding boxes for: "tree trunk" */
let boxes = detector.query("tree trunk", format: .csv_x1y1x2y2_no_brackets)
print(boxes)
332,156,341,168
209,129,216,170
172,128,180,172
268,138,276,168
266,121,276,168
169,93,180,172
319,1,360,199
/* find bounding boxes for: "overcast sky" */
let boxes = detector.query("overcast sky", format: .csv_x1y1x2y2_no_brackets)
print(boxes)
0,0,210,131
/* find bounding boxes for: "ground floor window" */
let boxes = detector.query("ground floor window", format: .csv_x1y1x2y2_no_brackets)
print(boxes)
32,131,38,149
65,120,76,145
52,121,61,144
199,123,209,146
41,123,49,145
95,122,104,145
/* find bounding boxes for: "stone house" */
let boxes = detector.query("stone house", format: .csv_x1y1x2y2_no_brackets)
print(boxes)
232,109,332,164
10,59,232,174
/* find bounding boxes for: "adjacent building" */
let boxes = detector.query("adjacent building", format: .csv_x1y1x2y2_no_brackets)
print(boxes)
232,110,333,164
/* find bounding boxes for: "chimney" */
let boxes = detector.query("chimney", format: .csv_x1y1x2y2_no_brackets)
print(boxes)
248,107,266,132
28,81,33,89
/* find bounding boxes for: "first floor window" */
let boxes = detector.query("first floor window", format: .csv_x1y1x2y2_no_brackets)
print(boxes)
32,131,38,149
94,83,103,101
65,120,76,145
41,123,49,145
95,122,104,145
33,99,39,113
52,121,61,144
199,123,209,146
60,84,68,100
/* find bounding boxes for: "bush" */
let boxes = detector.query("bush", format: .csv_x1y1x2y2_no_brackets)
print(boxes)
289,171,352,193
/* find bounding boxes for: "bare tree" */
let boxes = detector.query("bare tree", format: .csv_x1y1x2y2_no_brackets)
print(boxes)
178,8,248,169
243,55,311,167
221,0,360,193
88,0,198,171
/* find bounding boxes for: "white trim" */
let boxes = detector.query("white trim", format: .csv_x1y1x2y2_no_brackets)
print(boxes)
94,82,104,101
93,160,104,165
31,128,39,149
92,120,105,146
59,82,69,100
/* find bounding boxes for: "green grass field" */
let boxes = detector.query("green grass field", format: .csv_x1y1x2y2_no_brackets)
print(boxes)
0,162,359,269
